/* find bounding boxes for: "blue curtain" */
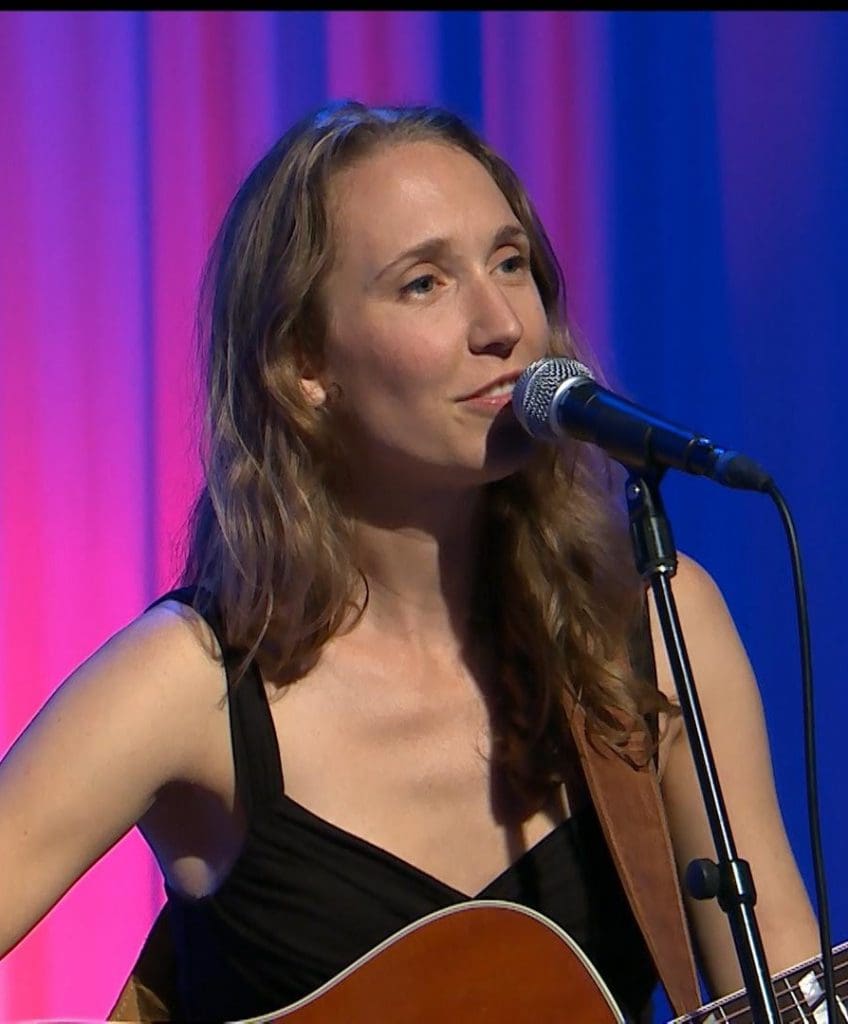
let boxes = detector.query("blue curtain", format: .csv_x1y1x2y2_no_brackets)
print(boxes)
0,10,844,1018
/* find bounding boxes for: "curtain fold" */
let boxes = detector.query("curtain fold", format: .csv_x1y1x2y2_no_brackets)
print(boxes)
0,10,844,1019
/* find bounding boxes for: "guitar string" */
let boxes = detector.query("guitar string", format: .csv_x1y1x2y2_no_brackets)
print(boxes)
779,957,848,1024
704,982,835,1024
781,970,812,1023
700,976,846,1024
683,959,847,1024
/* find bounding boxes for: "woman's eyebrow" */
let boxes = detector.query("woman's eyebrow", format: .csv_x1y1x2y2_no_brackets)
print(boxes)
375,237,452,281
375,223,529,282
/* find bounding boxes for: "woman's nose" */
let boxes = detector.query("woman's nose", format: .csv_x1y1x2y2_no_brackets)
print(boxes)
466,276,523,357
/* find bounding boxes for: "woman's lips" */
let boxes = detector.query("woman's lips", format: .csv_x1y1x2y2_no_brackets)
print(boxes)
458,390,515,413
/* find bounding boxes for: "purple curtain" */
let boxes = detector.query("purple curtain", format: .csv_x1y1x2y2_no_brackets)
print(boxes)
1,10,844,1019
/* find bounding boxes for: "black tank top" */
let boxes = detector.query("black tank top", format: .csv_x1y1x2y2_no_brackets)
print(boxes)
155,588,658,1021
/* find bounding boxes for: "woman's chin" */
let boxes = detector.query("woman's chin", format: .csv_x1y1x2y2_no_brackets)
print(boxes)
481,412,538,476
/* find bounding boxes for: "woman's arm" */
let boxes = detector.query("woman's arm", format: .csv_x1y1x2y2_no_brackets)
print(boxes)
0,602,225,959
652,553,821,999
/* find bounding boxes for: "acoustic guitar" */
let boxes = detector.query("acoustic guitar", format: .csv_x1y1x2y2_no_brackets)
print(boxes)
233,900,847,1024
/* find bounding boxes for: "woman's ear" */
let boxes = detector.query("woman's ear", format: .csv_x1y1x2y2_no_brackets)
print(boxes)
298,373,328,408
294,340,329,408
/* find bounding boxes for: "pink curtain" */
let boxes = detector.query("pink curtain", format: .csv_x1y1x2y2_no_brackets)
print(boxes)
0,10,607,1017
3,9,846,1020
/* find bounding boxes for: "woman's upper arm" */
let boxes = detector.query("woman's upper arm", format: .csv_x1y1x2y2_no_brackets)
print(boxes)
0,601,224,958
653,553,820,999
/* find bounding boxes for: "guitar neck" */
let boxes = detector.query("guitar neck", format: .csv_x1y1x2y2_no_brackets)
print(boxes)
673,942,848,1024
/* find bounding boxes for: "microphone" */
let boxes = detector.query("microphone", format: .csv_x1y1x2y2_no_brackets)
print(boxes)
512,358,772,492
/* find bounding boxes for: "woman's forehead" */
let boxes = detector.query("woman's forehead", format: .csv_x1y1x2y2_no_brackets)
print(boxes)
324,141,517,265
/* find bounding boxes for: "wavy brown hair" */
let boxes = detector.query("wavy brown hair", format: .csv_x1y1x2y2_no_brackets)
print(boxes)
182,100,674,800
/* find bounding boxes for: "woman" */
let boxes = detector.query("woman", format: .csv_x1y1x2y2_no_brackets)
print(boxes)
0,100,820,1021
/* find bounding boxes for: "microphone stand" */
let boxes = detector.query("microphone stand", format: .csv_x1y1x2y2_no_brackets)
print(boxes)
624,467,781,1024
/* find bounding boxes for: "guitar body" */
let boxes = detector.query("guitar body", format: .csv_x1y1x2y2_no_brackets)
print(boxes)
240,901,625,1024
235,900,848,1024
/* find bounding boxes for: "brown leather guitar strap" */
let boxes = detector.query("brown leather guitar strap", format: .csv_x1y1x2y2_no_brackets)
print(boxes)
565,608,702,1016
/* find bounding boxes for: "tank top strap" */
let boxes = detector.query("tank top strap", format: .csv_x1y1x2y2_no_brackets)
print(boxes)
145,586,285,818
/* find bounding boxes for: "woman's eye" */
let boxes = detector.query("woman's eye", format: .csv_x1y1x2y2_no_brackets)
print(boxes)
401,274,436,296
499,253,528,274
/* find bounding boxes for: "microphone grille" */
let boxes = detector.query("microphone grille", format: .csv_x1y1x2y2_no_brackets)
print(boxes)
513,358,594,439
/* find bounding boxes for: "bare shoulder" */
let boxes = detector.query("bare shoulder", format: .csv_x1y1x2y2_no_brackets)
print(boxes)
82,598,229,771
4,596,230,797
96,597,223,692
0,597,230,955
665,551,731,624
107,595,221,667
111,596,225,694
649,551,756,779
648,551,748,705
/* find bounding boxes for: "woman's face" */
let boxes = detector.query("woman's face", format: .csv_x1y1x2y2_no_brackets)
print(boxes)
309,139,550,495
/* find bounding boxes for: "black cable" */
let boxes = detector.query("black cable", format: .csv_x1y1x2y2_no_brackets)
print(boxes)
765,479,837,1022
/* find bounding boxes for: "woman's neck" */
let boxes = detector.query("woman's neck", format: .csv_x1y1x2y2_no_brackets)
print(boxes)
348,488,485,648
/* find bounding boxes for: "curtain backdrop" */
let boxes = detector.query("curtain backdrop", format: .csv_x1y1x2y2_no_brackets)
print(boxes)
1,11,845,1020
